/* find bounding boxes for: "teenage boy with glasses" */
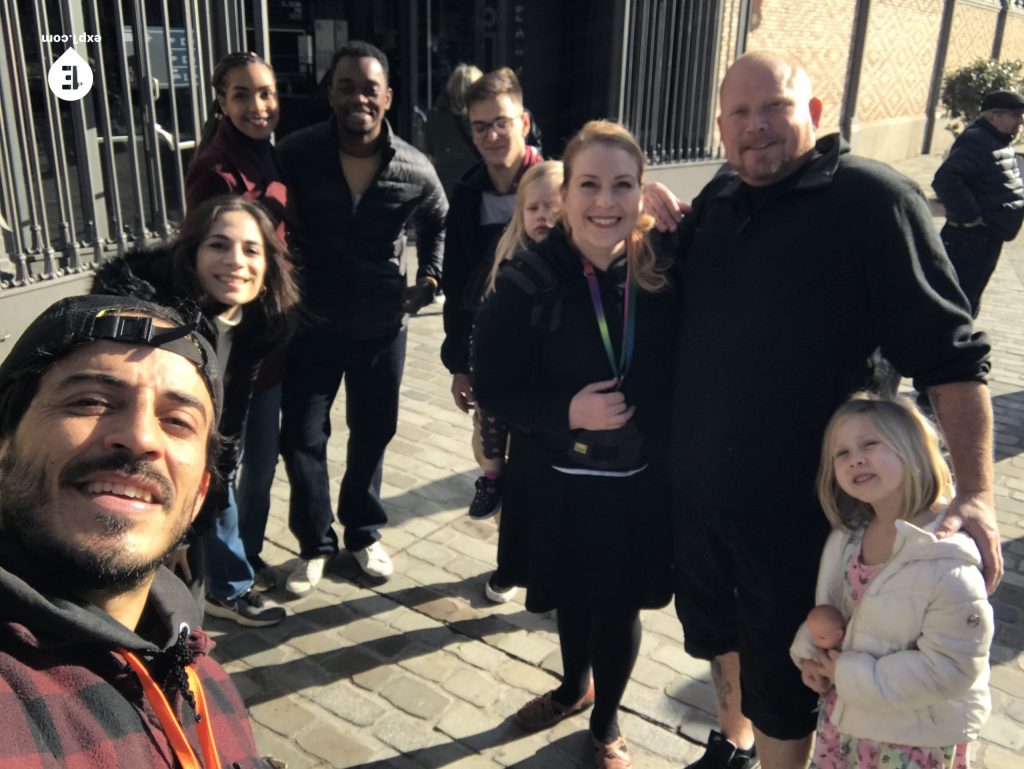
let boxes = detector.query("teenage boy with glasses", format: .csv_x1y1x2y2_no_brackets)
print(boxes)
440,66,543,602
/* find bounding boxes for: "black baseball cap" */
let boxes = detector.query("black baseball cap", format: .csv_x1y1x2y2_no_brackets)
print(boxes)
0,294,223,426
982,90,1024,112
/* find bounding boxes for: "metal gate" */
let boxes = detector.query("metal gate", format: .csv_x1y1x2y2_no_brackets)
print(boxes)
0,0,259,353
619,0,752,163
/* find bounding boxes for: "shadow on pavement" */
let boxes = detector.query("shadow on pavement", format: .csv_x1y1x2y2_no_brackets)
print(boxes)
991,561,1024,662
351,728,594,769
219,585,541,708
992,390,1024,462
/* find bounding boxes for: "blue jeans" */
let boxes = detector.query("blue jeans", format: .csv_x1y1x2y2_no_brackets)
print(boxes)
280,325,407,557
238,383,282,564
202,466,255,602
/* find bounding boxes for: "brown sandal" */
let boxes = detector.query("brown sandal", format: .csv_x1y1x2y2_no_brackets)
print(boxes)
593,735,632,769
514,679,596,731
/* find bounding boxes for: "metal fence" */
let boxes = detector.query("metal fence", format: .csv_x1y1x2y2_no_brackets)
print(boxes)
619,0,750,164
0,0,251,298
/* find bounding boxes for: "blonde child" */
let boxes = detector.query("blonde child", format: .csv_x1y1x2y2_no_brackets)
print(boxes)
483,160,564,294
791,393,992,769
467,161,562,602
468,160,563,513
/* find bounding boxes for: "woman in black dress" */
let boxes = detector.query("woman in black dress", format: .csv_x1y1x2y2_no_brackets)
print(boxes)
472,120,675,769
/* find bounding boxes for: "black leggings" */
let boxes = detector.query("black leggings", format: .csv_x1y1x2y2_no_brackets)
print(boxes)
477,407,509,461
552,605,642,743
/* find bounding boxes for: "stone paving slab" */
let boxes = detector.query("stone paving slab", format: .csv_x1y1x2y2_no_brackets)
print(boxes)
203,153,1024,768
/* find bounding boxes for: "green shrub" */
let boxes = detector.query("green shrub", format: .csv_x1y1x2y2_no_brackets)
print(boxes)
941,58,1024,137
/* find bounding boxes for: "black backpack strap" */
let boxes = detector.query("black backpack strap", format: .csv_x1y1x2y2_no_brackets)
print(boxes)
501,249,563,332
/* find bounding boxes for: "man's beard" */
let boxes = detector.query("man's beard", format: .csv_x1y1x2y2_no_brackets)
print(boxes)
0,442,196,591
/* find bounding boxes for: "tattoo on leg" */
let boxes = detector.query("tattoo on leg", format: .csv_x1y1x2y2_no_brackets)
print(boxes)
711,657,732,710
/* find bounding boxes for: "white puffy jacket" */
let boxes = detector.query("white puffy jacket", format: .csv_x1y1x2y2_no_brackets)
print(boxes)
790,514,992,747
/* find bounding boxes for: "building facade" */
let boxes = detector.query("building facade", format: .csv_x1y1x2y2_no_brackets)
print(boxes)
3,0,1024,351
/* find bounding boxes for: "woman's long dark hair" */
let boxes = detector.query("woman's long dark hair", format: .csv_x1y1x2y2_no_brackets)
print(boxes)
191,52,274,166
150,195,300,351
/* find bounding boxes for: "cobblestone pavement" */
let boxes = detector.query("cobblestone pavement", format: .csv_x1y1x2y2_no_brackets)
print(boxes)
204,153,1024,769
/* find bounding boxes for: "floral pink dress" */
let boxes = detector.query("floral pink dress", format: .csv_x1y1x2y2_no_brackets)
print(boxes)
809,548,970,769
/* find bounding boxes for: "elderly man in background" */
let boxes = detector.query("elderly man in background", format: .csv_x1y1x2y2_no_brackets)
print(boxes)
933,88,1024,317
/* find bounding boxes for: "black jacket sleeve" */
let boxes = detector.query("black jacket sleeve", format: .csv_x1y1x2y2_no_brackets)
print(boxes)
412,165,448,284
868,180,990,389
440,188,474,374
471,276,574,440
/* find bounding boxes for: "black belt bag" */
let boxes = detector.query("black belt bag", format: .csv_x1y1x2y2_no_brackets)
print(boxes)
566,421,645,471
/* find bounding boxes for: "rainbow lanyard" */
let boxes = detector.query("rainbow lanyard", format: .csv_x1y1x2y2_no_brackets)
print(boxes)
582,257,637,388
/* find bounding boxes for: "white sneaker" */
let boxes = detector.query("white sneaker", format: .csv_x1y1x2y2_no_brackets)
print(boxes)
285,555,329,596
484,573,518,604
352,542,393,579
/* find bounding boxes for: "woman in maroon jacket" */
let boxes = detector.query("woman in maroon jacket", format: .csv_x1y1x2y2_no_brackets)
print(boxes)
185,52,292,599
186,52,287,241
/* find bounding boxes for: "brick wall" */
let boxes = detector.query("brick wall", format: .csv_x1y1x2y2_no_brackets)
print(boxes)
746,0,856,134
1001,10,1024,60
717,0,1017,161
946,2,998,71
857,0,943,123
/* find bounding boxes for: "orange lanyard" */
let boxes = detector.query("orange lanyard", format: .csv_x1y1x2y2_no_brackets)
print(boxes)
121,649,222,769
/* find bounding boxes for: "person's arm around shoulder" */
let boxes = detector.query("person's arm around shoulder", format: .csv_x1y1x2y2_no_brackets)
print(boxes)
929,381,1002,594
641,182,691,232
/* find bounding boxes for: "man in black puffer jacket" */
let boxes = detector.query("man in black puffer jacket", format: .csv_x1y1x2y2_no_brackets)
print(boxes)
933,89,1024,316
277,41,447,594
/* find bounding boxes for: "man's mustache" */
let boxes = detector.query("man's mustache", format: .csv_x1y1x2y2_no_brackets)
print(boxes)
57,451,174,510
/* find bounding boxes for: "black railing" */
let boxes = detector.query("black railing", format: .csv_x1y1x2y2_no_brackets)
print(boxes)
0,0,241,293
619,0,749,164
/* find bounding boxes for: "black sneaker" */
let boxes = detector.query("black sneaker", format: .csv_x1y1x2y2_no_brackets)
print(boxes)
686,730,758,769
205,589,286,627
469,475,502,520
248,556,278,592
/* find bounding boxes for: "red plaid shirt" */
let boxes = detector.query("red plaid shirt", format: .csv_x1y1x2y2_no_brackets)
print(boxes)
0,622,270,768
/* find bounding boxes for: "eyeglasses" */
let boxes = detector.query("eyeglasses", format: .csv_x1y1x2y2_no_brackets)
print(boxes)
470,114,522,137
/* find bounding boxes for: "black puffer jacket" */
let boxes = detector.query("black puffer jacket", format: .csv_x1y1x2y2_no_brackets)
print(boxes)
91,248,263,514
932,116,1024,241
277,118,447,339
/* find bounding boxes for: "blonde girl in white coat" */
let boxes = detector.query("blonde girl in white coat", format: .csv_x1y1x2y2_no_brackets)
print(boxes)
791,393,992,769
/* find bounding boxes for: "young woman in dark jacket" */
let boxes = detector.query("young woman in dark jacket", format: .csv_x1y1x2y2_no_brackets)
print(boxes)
186,52,288,242
185,51,293,592
92,196,299,627
472,121,676,769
